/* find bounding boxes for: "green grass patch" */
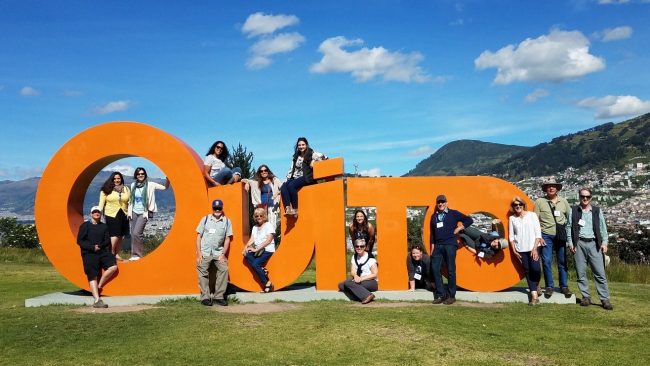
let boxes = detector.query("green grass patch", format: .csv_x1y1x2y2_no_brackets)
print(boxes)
0,248,649,365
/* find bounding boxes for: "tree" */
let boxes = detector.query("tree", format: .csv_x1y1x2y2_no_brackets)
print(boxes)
227,143,255,179
0,217,40,248
613,226,650,264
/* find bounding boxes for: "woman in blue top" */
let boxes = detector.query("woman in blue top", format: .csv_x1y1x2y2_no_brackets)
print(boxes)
280,137,327,218
243,165,282,228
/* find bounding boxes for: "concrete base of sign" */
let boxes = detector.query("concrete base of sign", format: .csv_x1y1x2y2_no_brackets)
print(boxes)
25,286,576,307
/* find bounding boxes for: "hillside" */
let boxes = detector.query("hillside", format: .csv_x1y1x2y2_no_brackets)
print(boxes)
404,140,529,176
406,113,650,179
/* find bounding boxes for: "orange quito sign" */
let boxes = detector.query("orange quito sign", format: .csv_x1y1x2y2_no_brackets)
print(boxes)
35,122,530,295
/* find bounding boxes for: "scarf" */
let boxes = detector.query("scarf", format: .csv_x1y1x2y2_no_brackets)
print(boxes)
129,180,148,209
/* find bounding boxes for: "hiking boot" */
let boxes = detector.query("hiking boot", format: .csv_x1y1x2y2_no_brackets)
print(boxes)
580,297,591,307
601,299,613,310
561,287,572,297
544,287,554,298
432,297,445,305
443,297,456,305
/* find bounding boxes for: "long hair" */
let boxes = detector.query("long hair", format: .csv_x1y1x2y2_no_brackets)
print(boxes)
101,172,125,195
206,140,230,161
133,167,147,181
292,137,313,160
254,164,276,191
352,209,369,235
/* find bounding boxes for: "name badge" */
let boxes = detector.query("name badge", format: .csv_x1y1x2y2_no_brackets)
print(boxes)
578,219,585,227
477,252,485,258
208,228,216,234
436,222,444,228
413,273,422,280
554,210,561,217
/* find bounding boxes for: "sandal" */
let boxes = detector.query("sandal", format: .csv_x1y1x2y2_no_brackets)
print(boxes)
263,282,274,293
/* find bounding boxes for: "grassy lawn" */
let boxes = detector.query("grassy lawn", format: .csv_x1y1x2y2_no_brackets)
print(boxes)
1,248,649,365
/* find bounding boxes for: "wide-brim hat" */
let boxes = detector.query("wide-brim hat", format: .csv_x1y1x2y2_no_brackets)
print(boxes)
541,178,563,191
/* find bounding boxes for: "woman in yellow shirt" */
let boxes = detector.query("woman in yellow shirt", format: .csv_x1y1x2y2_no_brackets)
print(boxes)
98,172,130,261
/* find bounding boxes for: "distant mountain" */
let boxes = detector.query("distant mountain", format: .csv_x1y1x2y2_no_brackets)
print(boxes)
404,140,529,176
406,113,650,179
0,172,175,216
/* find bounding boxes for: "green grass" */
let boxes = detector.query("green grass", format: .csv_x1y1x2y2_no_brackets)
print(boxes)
1,248,649,365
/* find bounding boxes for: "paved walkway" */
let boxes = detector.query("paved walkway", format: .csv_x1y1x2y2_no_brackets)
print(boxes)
25,286,576,307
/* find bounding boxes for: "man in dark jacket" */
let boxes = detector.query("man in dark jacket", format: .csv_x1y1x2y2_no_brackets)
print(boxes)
76,206,118,308
429,194,473,305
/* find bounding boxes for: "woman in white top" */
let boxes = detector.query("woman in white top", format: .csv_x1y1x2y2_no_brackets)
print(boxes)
127,167,170,261
203,140,242,186
243,164,282,228
242,207,276,292
280,137,327,218
508,196,542,305
338,238,378,304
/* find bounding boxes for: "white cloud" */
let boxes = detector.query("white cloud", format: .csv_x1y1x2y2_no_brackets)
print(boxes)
242,12,299,38
63,89,84,97
310,36,431,83
407,146,436,156
246,32,305,69
524,88,550,103
20,86,40,96
597,0,630,4
358,168,381,177
474,29,605,84
92,100,131,115
102,165,135,176
593,26,633,42
577,95,650,119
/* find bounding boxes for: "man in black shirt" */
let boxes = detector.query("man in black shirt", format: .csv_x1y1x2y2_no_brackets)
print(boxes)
76,206,118,308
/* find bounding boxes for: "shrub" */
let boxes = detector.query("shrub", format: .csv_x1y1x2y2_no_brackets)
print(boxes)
0,217,40,248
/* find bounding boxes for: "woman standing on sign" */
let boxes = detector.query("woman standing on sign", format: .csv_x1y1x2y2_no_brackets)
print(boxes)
508,196,543,306
243,164,282,228
127,167,170,261
99,172,130,261
348,209,376,255
280,137,327,218
203,140,242,186
242,207,276,293
338,238,378,304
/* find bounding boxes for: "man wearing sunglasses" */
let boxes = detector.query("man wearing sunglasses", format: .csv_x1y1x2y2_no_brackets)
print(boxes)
195,199,232,306
429,194,473,305
566,188,613,310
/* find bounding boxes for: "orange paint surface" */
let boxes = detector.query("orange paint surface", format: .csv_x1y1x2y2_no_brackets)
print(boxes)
36,122,533,295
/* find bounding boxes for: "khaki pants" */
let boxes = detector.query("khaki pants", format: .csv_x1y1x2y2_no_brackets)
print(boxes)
196,255,229,301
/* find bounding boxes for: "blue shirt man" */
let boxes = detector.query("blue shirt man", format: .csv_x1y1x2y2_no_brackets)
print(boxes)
429,194,473,305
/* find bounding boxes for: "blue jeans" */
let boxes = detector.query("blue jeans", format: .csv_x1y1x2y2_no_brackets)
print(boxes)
212,167,242,185
539,233,568,289
245,251,273,284
431,244,457,299
280,177,312,209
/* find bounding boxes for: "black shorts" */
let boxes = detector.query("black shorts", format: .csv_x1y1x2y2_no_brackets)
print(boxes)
105,209,129,237
82,250,117,281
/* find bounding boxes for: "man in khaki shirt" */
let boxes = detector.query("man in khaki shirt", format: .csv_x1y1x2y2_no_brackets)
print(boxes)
534,178,572,298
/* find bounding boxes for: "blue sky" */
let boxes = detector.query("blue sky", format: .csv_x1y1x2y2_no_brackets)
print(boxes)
1,0,649,180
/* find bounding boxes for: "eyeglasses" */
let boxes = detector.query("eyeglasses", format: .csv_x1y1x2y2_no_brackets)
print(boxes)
512,203,523,208
259,169,268,172
215,145,224,150
136,173,145,176
437,201,446,204
91,210,101,214
580,195,592,199
253,214,264,218
213,206,223,211
354,245,366,249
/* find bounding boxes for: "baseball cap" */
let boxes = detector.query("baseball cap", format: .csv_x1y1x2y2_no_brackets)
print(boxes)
212,199,224,209
90,206,101,213
436,194,447,202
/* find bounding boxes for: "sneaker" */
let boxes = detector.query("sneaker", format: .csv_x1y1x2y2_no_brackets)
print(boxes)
580,297,591,307
283,206,293,216
601,299,613,310
92,299,108,308
200,299,212,306
432,297,445,305
128,256,141,261
443,297,456,305
561,287,572,297
361,294,375,304
213,299,228,306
